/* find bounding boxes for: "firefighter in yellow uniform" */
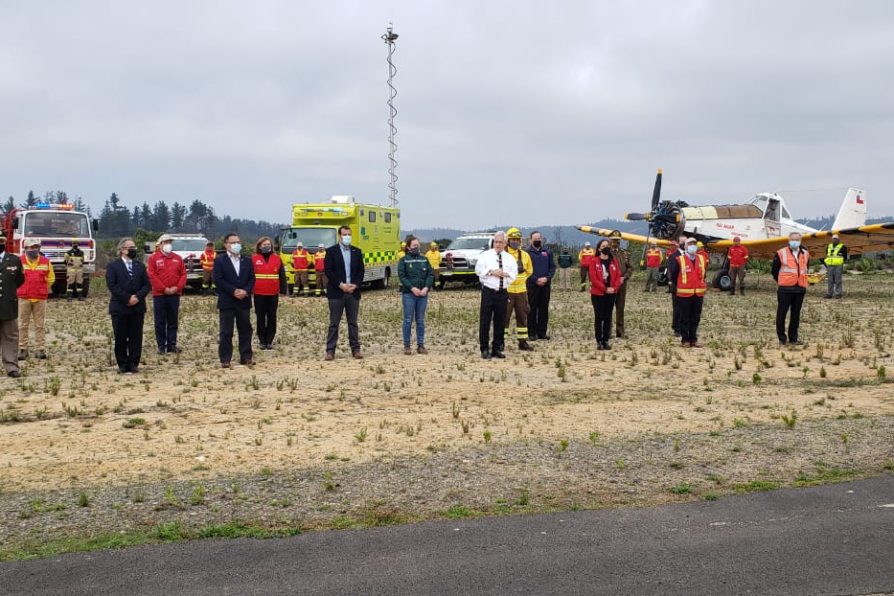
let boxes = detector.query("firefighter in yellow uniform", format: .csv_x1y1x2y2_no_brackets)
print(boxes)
505,228,534,351
397,241,406,260
64,242,85,301
425,242,441,288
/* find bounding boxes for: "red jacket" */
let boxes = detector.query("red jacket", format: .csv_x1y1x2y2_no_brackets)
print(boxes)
313,251,326,272
728,245,749,268
18,255,52,300
588,256,622,296
147,251,187,297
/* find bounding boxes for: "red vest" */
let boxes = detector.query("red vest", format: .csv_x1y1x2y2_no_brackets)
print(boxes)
253,253,282,296
313,251,326,272
675,254,707,297
292,249,310,269
776,247,809,288
18,255,52,300
200,249,216,271
645,248,662,268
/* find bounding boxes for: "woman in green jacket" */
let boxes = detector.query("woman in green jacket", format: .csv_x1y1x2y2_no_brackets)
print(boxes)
397,235,434,355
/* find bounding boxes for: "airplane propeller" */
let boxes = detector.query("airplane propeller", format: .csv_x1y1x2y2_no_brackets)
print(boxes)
625,168,686,240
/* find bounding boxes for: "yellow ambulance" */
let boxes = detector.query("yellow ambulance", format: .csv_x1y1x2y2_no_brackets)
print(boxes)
278,196,401,292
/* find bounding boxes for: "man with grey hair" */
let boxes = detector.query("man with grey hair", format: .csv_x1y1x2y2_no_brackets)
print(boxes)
106,238,151,373
475,231,517,359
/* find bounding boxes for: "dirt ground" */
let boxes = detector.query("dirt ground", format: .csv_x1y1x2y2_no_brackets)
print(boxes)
1,270,893,555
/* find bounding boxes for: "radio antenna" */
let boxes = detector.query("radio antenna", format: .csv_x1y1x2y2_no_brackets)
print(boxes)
382,22,399,207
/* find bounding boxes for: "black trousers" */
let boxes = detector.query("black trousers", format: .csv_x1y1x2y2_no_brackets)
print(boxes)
678,296,704,342
670,288,682,332
152,295,180,351
111,311,144,371
327,294,361,352
527,281,551,339
776,289,806,342
219,307,253,363
254,294,279,346
479,287,508,352
591,294,616,344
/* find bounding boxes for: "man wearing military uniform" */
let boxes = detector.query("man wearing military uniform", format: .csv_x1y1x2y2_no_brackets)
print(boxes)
64,242,86,301
609,231,632,339
0,234,26,377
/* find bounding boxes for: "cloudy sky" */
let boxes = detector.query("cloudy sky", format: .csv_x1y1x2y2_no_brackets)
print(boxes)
2,0,893,229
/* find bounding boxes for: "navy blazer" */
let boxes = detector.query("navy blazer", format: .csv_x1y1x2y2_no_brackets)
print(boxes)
106,258,151,315
324,244,365,299
212,253,256,310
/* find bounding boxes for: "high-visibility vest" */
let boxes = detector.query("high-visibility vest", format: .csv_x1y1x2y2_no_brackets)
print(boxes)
253,253,282,296
578,248,596,267
645,248,662,268
292,249,310,270
675,254,707,297
313,251,326,272
18,255,53,300
777,247,809,288
200,249,216,271
825,243,845,266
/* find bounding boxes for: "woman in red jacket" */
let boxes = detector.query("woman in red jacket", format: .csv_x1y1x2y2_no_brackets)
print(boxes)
589,239,622,350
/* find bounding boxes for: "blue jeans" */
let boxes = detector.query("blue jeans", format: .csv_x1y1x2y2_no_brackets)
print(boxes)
401,292,428,347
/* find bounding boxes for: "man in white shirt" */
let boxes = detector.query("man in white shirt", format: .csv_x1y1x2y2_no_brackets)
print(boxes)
475,231,518,359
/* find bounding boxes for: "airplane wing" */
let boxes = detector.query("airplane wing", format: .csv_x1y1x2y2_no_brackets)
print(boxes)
706,222,894,259
576,226,677,248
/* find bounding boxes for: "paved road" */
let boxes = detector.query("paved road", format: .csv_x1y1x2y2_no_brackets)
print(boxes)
3,475,893,596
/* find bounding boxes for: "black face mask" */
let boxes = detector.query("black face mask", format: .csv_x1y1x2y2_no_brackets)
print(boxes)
126,248,138,260
260,246,272,254
600,247,611,255
532,241,542,249
408,247,420,255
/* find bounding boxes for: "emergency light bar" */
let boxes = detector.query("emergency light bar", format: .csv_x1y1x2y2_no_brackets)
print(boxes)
34,202,75,210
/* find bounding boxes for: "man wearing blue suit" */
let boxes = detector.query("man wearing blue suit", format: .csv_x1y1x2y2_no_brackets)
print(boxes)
212,233,255,368
106,237,151,374
323,225,365,360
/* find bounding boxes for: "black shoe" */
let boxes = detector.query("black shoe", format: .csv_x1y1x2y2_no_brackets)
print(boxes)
157,348,167,355
603,342,611,350
518,341,534,351
8,370,20,378
779,338,788,346
596,343,604,351
168,346,182,354
540,335,550,341
481,349,491,360
78,296,85,301
491,351,506,359
528,334,538,341
673,331,681,338
117,367,127,374
790,339,804,346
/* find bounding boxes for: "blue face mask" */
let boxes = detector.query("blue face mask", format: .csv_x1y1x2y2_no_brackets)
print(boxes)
789,240,800,250
686,245,698,256
341,235,352,246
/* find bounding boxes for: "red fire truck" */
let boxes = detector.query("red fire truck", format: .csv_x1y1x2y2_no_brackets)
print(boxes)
2,203,99,297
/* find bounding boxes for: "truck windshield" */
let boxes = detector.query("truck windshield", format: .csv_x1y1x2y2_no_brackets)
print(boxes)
23,212,90,237
172,238,208,252
448,237,491,250
281,228,337,251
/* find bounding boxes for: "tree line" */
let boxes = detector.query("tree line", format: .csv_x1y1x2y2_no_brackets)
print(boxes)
3,191,284,242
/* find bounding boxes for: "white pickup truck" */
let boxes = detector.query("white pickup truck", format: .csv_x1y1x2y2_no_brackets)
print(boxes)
437,231,497,288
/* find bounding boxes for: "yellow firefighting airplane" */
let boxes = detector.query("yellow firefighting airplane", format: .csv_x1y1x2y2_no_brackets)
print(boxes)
578,169,894,261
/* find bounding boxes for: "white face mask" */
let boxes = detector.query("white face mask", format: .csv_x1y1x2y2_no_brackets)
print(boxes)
341,235,352,246
686,245,698,256
229,242,242,255
161,243,173,254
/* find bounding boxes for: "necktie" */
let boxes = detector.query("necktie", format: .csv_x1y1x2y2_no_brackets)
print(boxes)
126,261,133,277
497,253,503,291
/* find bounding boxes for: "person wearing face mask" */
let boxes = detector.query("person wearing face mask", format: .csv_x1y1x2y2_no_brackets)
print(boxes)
669,236,688,336
213,233,256,367
0,234,26,377
253,236,287,350
608,231,632,340
323,225,365,360
525,231,555,341
106,238,151,373
64,241,85,301
505,227,534,351
666,238,707,348
17,239,54,360
147,234,187,355
589,238,622,350
772,232,810,346
397,235,434,355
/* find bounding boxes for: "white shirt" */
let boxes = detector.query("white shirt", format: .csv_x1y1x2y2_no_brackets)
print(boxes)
229,252,241,276
475,249,518,291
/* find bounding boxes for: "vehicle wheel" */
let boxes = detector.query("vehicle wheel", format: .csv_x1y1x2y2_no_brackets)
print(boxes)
373,270,390,290
712,270,732,291
437,278,446,290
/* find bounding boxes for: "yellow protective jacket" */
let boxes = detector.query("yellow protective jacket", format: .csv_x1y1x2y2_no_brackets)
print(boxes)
425,249,441,270
506,245,532,294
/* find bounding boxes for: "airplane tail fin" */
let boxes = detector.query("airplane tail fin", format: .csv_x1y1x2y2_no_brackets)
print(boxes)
832,188,866,230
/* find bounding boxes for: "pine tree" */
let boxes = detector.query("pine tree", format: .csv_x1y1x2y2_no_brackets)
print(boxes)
171,202,186,231
2,196,14,214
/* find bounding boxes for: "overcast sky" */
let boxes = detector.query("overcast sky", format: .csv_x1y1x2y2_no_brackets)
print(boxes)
2,0,893,229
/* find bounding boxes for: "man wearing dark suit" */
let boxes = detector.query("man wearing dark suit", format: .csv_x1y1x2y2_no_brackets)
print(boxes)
212,233,255,368
0,234,26,378
323,225,365,360
106,237,151,374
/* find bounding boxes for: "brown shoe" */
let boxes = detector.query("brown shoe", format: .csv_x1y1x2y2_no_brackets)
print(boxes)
352,351,364,359
404,346,413,355
689,342,703,348
221,362,231,368
417,346,428,355
324,351,335,361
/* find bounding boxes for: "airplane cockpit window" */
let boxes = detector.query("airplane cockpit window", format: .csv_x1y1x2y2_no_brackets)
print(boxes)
765,199,781,222
781,206,791,219
750,195,768,212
